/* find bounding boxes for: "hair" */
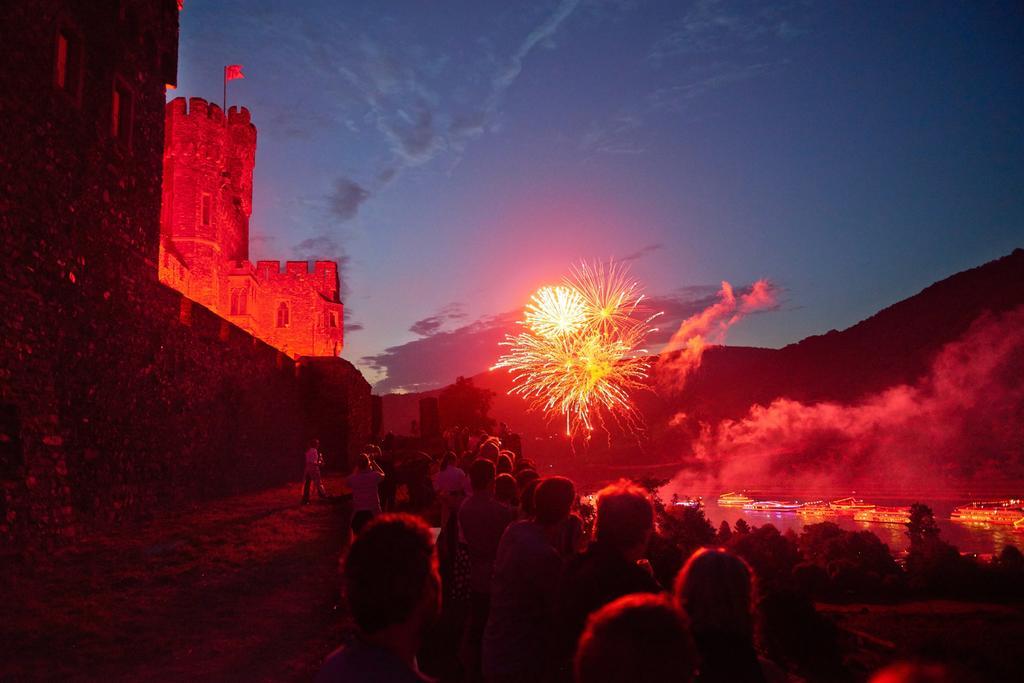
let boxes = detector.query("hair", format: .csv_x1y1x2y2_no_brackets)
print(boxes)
520,478,541,518
479,439,501,462
440,451,456,471
516,468,540,490
469,458,496,491
594,480,655,551
309,437,319,447
363,443,381,458
674,547,755,640
495,453,513,475
575,593,695,683
353,453,369,470
534,476,576,525
494,473,518,505
343,514,437,634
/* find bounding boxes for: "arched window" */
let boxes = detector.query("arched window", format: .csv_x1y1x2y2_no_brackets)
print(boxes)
276,302,289,327
327,311,338,328
230,290,240,315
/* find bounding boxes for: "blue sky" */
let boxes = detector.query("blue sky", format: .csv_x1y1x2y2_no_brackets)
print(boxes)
174,0,1024,393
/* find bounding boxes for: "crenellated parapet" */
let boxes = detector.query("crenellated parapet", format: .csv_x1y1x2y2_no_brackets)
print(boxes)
160,96,344,358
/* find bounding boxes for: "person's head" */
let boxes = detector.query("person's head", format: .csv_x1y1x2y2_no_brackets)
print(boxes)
479,439,500,462
309,438,320,448
343,514,439,637
594,480,655,560
363,443,381,459
674,548,755,641
520,478,541,518
496,453,513,475
575,594,695,683
494,473,518,506
516,468,540,491
353,453,370,471
440,451,456,471
469,458,496,493
534,476,576,526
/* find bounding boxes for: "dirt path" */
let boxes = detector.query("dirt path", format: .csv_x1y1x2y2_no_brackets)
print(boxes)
0,476,354,682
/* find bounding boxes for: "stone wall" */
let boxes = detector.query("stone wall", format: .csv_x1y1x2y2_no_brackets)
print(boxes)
0,0,369,548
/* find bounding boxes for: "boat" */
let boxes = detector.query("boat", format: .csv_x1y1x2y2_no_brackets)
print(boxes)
950,499,1024,526
829,497,876,513
670,495,702,508
742,500,804,512
853,506,911,525
717,492,754,507
797,501,835,516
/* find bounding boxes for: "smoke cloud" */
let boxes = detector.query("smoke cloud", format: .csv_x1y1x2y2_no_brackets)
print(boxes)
674,306,1024,494
656,279,777,391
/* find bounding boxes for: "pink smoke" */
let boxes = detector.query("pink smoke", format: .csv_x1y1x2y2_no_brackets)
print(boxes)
676,305,1024,494
657,279,777,391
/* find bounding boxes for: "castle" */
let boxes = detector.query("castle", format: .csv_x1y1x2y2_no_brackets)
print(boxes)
1,0,370,548
158,97,344,358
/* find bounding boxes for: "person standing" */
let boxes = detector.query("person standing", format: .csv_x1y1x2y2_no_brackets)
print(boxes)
458,458,516,682
482,476,577,683
302,438,329,504
347,451,386,534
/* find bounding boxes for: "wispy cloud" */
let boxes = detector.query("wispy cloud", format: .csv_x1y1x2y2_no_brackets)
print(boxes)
647,0,805,65
620,242,664,262
409,302,469,337
327,177,371,222
362,310,520,394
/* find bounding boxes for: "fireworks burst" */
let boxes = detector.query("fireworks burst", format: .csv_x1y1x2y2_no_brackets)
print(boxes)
493,261,661,436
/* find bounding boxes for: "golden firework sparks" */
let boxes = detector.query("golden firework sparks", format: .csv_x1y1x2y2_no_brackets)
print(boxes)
493,260,661,436
524,285,586,339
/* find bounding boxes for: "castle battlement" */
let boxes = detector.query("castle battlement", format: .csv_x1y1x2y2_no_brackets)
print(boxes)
159,98,344,358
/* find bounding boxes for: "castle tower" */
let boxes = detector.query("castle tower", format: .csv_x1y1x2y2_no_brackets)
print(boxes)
160,97,256,309
159,96,343,358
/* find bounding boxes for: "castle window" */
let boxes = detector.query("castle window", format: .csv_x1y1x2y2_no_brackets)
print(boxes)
328,311,338,328
276,302,289,327
230,289,247,316
54,24,83,102
111,78,134,147
201,194,212,226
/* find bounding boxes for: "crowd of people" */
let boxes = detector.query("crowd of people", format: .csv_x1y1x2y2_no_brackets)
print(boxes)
311,432,967,683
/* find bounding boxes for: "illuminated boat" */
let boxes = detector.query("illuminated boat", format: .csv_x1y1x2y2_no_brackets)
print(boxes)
853,506,911,525
717,492,754,507
742,500,804,512
797,501,835,516
829,497,875,513
671,495,702,508
950,499,1024,526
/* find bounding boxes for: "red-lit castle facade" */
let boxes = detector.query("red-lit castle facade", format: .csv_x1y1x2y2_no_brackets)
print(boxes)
159,96,344,358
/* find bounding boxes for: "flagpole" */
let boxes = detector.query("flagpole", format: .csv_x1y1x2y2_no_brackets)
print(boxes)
223,66,227,112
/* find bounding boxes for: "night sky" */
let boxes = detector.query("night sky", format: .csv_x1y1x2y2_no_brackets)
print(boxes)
174,0,1024,393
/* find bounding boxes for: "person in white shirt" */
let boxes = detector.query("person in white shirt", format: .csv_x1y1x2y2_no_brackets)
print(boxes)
347,450,385,534
302,438,329,504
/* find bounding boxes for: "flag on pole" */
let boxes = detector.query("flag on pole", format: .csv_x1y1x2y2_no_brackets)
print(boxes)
225,64,245,81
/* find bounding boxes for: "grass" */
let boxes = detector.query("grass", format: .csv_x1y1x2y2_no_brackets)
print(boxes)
0,476,354,682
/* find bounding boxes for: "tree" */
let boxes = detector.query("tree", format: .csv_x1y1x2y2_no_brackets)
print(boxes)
728,523,801,592
648,502,716,589
717,520,732,543
907,503,941,548
437,376,495,432
733,518,751,535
